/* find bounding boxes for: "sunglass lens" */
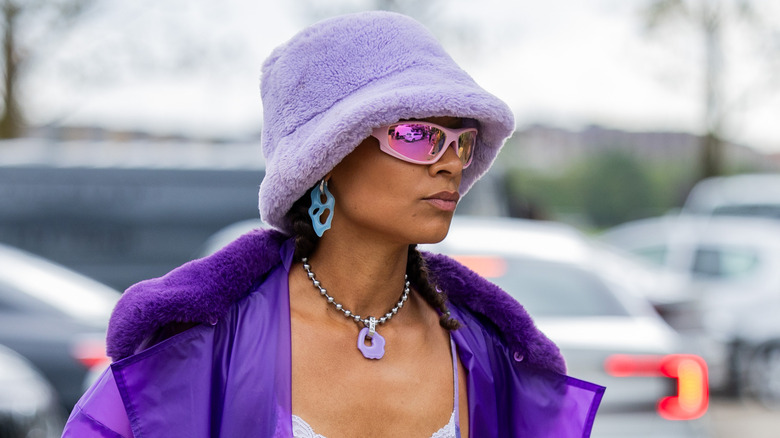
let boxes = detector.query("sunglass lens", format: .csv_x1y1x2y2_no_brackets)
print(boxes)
458,131,477,167
388,124,446,161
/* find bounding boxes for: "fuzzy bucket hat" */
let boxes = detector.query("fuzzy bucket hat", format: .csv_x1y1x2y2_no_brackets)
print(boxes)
258,11,515,233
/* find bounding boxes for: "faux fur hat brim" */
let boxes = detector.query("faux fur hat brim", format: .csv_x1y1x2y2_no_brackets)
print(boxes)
258,11,515,233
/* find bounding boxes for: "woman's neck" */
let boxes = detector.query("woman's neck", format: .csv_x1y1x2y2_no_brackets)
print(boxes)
302,235,411,320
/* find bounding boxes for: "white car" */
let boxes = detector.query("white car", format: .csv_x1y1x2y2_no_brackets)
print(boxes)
0,243,121,412
683,173,780,219
422,216,711,438
0,344,63,437
601,214,780,404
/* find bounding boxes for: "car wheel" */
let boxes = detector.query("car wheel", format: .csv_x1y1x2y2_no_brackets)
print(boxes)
747,344,780,409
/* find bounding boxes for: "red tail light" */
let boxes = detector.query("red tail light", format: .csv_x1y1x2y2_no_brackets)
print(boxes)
450,255,507,278
605,354,708,420
71,338,110,369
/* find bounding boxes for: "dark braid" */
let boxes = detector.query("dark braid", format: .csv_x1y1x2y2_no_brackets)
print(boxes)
284,187,460,331
406,244,461,330
287,190,319,261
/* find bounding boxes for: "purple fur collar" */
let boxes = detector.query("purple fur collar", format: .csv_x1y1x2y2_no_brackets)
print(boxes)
106,229,564,373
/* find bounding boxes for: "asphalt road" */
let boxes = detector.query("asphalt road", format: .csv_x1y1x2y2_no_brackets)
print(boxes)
709,397,780,438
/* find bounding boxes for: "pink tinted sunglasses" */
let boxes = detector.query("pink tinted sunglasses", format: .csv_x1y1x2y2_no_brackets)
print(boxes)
371,121,478,168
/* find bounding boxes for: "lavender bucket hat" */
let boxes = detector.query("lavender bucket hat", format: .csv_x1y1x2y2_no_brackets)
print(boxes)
258,11,515,233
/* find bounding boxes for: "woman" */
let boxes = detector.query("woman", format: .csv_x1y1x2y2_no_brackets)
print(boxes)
63,11,603,437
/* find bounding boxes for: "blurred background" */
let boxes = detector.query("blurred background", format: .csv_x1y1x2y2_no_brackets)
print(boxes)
1,0,780,436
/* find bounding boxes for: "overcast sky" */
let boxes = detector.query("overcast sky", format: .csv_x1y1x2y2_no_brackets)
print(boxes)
23,0,780,153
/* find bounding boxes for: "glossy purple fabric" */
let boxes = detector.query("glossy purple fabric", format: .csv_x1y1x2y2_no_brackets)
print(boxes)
64,249,295,437
63,231,604,437
450,306,603,436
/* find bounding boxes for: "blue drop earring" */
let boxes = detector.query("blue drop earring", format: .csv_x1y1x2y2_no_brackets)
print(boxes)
308,179,335,237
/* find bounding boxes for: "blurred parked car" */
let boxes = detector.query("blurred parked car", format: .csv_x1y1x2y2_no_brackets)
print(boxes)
200,218,268,256
683,173,780,219
601,214,780,404
423,216,710,437
0,242,121,412
0,343,62,438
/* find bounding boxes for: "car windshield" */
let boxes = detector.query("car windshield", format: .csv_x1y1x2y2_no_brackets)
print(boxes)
451,255,631,317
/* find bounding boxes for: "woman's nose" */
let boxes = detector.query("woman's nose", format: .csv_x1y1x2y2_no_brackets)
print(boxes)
430,141,464,175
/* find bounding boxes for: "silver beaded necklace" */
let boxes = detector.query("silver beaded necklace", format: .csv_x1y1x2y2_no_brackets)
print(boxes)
301,257,410,360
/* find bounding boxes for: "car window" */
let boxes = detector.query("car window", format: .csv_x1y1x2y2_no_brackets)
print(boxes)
691,246,759,279
633,245,668,266
452,256,631,317
712,204,780,220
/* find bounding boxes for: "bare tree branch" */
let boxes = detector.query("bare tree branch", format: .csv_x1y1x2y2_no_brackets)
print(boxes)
640,0,779,179
0,0,97,138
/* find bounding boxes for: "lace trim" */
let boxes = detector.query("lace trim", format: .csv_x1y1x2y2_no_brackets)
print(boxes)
430,411,457,438
291,411,456,438
291,414,326,438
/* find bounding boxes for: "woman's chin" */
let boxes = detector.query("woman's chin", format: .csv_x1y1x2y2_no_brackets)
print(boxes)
413,223,453,245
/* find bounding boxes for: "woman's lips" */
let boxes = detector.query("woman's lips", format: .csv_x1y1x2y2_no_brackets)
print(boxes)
424,191,460,212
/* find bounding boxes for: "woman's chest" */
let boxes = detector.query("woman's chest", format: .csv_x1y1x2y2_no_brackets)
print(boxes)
289,319,457,437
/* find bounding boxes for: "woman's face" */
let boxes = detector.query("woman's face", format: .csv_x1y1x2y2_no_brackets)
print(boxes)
326,117,466,246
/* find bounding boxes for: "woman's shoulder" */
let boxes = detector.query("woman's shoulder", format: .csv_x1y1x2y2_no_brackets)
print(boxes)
422,251,566,374
106,228,290,361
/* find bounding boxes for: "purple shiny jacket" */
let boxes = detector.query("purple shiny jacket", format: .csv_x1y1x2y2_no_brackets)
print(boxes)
62,229,604,437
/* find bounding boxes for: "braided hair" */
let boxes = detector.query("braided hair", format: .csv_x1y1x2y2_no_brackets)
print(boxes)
286,187,460,330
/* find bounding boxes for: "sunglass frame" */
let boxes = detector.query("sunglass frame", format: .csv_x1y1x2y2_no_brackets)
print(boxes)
370,121,478,168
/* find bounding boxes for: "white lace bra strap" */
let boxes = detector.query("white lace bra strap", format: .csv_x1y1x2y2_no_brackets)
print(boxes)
450,335,461,435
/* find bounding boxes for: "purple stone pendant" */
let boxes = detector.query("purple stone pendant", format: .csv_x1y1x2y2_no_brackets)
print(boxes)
357,317,385,359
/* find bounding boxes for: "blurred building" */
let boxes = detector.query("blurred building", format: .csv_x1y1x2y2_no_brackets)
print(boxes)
0,130,264,291
507,124,776,174
2,123,775,290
